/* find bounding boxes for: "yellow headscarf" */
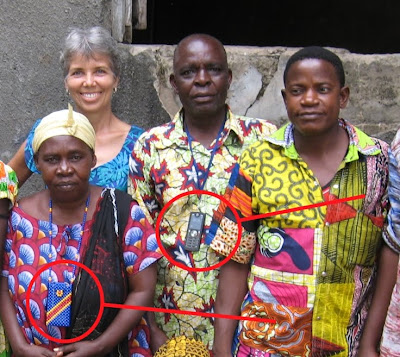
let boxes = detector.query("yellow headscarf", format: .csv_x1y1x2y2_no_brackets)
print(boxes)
32,104,95,153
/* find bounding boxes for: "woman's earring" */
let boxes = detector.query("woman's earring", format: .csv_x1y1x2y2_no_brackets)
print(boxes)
66,89,70,95
113,87,118,94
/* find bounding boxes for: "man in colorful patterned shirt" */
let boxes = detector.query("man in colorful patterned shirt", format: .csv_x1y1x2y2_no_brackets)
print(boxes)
209,46,389,356
128,33,276,352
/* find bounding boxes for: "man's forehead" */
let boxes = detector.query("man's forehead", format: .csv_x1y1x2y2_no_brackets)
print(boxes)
174,39,226,66
286,59,339,81
178,34,220,48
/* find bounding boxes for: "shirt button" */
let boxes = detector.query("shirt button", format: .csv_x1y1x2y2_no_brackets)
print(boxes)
316,316,321,320
333,184,339,189
321,271,327,277
314,181,318,186
325,222,330,226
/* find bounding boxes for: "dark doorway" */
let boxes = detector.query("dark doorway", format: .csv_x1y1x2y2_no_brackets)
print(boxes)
133,0,400,54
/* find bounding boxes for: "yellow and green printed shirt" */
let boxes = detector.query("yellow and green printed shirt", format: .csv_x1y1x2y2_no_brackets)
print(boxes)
208,119,388,356
0,161,18,205
128,107,276,349
0,160,17,357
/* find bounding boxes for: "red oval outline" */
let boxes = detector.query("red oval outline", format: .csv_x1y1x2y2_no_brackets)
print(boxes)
155,190,242,272
26,260,104,344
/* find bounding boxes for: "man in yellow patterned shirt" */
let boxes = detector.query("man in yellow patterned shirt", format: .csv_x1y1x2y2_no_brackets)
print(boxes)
128,34,276,353
210,46,389,356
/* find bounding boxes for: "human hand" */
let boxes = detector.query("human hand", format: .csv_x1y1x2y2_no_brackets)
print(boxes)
14,344,58,357
150,325,169,354
53,341,104,357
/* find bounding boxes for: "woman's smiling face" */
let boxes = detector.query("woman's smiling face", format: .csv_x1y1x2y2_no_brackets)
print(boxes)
65,52,119,116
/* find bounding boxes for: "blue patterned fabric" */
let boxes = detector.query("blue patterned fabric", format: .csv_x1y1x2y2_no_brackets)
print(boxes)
25,119,143,192
383,147,400,254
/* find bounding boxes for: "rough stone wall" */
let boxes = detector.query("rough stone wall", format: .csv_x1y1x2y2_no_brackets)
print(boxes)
1,1,400,196
145,44,400,144
0,0,112,194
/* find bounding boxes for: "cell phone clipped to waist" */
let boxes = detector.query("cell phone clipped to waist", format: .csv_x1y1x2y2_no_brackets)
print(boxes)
184,212,206,252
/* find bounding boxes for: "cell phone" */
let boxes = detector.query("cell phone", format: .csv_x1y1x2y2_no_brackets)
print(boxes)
184,212,206,252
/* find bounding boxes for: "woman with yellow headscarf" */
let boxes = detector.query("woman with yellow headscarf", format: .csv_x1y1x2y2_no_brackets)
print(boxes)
0,107,161,357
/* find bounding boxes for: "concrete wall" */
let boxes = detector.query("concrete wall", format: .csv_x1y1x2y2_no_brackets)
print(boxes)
1,1,400,195
149,44,400,144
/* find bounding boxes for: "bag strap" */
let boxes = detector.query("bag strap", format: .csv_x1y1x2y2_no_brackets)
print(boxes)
114,189,133,239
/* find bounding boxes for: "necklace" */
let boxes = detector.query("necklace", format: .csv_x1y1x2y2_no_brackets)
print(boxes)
183,116,226,252
184,118,226,192
45,194,91,327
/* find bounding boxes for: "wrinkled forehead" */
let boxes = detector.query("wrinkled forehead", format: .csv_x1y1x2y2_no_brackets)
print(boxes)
174,36,227,68
68,51,112,67
37,135,93,155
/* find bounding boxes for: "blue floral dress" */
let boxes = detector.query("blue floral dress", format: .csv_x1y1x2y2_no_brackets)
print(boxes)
25,119,144,192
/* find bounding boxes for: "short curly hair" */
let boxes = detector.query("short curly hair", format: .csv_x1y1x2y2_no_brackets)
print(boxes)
283,46,345,87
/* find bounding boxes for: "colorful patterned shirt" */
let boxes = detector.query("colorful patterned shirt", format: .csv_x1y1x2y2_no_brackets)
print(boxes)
380,130,400,356
25,119,144,192
0,161,18,205
0,161,18,357
2,188,161,357
128,107,276,349
208,119,388,356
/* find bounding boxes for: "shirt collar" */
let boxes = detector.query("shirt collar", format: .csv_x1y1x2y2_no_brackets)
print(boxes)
164,105,243,148
266,118,381,162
